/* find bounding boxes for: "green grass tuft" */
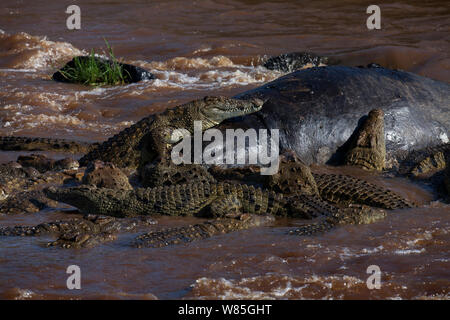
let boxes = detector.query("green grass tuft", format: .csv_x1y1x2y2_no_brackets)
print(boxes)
59,39,130,86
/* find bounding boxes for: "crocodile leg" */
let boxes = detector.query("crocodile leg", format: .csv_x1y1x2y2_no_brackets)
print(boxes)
133,214,275,248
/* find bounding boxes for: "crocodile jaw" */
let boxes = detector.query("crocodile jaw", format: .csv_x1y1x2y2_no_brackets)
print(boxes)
44,186,123,216
200,97,264,126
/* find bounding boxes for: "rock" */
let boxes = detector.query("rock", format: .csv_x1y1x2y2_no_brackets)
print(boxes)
52,56,155,84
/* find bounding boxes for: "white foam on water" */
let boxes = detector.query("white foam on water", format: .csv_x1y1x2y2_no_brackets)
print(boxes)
394,248,426,255
1,30,284,92
147,55,237,70
190,273,367,299
13,288,35,300
0,31,84,70
192,47,213,54
134,56,283,90
336,245,385,261
361,245,385,254
412,293,450,300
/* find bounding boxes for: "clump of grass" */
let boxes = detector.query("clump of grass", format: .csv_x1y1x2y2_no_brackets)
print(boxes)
59,39,130,86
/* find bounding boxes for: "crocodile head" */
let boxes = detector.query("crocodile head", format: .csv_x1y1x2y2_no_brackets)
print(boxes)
198,96,265,127
44,186,129,217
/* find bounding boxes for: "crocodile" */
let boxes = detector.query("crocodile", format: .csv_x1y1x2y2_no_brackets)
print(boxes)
392,143,450,200
133,214,275,248
44,179,390,246
2,65,447,248
140,162,215,188
122,152,413,247
0,96,263,172
0,156,82,214
0,131,415,246
0,149,411,247
288,204,387,236
140,150,413,210
78,96,264,169
43,176,395,221
16,154,79,173
311,173,415,209
3,65,448,173
397,143,449,177
342,109,386,171
0,214,156,248
77,146,416,241
262,52,335,72
136,204,386,248
0,136,95,154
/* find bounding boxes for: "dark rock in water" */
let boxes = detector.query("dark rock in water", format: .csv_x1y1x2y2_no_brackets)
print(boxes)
263,52,338,72
52,56,155,84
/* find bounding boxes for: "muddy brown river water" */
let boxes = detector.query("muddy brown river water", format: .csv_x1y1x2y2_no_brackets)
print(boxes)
0,0,449,299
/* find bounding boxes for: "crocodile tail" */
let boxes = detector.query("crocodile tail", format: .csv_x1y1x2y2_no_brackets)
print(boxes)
288,218,337,236
133,214,274,248
0,136,95,154
312,173,416,209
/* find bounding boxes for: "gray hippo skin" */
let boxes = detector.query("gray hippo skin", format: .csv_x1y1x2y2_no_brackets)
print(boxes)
224,65,449,165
